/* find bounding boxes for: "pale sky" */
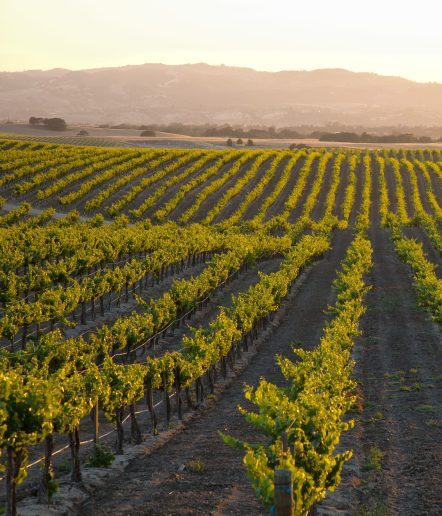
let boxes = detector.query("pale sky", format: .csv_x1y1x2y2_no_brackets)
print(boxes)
1,0,441,83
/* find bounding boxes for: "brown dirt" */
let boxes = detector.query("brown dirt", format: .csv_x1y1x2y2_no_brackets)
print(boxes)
352,226,442,515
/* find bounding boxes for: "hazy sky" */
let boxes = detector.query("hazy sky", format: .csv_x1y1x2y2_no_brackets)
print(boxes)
1,0,441,83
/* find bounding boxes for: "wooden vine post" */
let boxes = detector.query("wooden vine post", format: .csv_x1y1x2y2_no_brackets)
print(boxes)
145,380,158,434
274,469,294,516
175,367,182,420
93,400,99,444
274,432,293,515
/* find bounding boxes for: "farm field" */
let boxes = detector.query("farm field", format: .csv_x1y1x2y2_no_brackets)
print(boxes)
4,124,442,150
0,138,441,515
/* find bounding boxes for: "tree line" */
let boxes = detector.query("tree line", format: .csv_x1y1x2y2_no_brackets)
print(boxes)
29,117,67,131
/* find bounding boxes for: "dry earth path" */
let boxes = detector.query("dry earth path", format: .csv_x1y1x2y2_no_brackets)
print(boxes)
353,226,442,515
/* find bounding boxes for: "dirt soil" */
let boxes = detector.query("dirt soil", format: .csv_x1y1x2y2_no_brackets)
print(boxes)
352,226,442,515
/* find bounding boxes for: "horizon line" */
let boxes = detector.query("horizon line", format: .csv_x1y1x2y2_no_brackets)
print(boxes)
1,61,441,86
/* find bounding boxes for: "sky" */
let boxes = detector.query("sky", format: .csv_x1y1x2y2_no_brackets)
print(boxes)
1,0,441,83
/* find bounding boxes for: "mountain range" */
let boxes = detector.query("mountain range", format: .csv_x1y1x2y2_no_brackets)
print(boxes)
1,63,441,127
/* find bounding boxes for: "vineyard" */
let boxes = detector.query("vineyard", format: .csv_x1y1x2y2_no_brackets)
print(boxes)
0,138,440,515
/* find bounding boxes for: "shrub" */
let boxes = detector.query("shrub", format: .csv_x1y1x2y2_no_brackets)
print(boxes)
87,443,115,468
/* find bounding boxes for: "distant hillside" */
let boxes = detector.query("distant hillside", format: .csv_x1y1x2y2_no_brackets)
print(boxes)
1,63,442,126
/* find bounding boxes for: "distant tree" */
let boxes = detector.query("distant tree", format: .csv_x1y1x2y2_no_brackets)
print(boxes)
236,138,243,145
43,118,67,131
29,116,44,125
226,138,233,147
246,139,254,146
289,143,309,150
77,129,89,136
140,130,156,137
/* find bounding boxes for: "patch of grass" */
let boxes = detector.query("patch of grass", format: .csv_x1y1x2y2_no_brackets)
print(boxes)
87,443,115,468
373,410,384,420
376,293,403,314
409,367,418,374
357,500,388,516
400,385,411,392
363,446,383,472
55,457,71,475
46,467,59,499
386,369,405,380
186,458,205,473
425,419,439,427
366,336,381,346
412,383,422,391
416,404,435,414
368,410,384,423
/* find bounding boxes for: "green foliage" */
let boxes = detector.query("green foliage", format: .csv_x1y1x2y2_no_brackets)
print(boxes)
223,232,372,513
363,446,383,472
45,465,59,499
389,219,442,323
87,443,115,468
186,458,205,473
1,140,440,513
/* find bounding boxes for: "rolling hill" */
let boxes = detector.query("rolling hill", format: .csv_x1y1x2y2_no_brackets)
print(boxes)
1,63,442,126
